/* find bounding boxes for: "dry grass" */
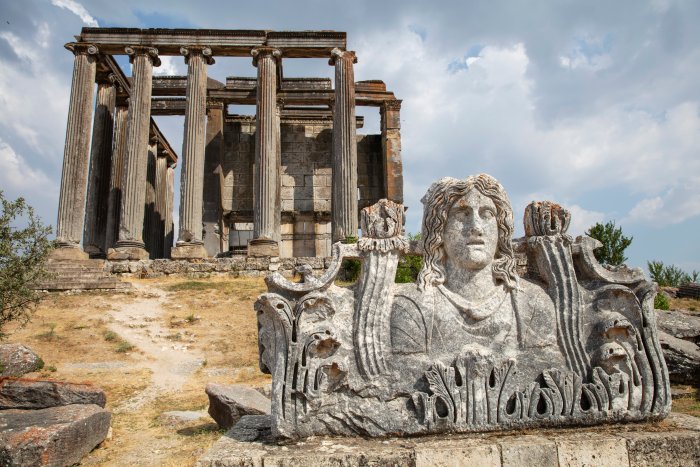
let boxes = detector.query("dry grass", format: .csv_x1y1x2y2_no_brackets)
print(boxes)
3,276,271,466
669,296,700,314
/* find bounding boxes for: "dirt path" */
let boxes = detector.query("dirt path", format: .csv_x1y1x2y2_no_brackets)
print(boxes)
106,282,206,413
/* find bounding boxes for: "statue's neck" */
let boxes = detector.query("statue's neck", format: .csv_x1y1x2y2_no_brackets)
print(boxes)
443,261,498,302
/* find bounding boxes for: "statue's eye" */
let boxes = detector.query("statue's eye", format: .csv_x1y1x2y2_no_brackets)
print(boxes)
481,208,495,219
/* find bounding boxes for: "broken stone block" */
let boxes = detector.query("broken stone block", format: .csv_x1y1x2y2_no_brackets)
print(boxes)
158,410,209,428
0,378,107,410
227,414,272,442
657,308,700,344
0,404,111,466
205,383,271,429
0,344,43,377
658,331,700,386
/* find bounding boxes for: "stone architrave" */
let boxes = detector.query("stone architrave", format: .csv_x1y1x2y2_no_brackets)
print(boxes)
109,46,160,261
255,174,671,440
329,48,358,242
171,46,214,260
83,73,117,258
249,47,282,257
53,43,98,260
202,102,225,257
380,99,403,204
104,103,128,251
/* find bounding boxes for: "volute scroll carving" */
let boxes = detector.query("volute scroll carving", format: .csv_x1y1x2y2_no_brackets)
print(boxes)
254,173,670,439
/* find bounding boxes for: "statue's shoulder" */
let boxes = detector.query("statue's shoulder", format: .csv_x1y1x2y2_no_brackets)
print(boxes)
390,283,430,354
515,279,557,347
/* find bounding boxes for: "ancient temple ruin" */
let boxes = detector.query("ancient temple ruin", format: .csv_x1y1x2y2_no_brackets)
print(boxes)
53,28,403,261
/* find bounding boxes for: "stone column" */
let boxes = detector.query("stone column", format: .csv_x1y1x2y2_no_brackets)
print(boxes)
163,163,175,258
172,46,214,259
380,99,404,204
105,103,128,251
330,48,359,242
202,101,224,257
153,153,168,260
83,73,117,257
143,139,158,258
109,46,160,260
249,47,282,257
53,43,98,260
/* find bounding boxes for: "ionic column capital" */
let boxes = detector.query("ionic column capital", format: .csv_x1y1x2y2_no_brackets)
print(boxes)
64,42,99,58
125,46,161,67
180,45,215,65
251,47,282,67
329,48,357,66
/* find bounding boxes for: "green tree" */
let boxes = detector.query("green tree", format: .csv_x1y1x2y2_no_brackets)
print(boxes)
0,191,55,339
647,260,698,287
585,221,633,266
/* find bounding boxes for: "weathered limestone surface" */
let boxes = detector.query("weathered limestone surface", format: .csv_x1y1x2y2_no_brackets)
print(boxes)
203,103,224,257
250,47,282,256
205,383,271,429
381,99,403,203
255,174,671,440
173,46,214,260
112,46,159,259
0,378,106,410
330,48,358,241
198,413,700,466
0,404,110,467
54,43,98,257
104,104,128,251
658,330,700,386
0,345,42,377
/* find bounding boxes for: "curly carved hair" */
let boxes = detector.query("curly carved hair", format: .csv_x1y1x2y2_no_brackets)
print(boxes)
416,174,518,291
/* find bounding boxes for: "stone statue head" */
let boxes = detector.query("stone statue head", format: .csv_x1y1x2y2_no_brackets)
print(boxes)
417,174,518,291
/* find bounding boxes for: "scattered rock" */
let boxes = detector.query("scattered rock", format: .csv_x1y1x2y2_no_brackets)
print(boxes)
159,410,209,428
206,383,271,429
657,308,700,344
0,378,106,410
255,384,272,399
0,344,43,377
658,331,700,386
0,404,111,467
226,414,272,442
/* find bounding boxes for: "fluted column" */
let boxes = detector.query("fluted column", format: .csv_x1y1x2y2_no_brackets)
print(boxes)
164,163,175,258
53,43,98,259
110,46,160,260
153,153,168,259
143,139,158,258
105,103,128,251
202,101,225,257
172,46,214,259
249,47,282,257
330,48,359,242
83,74,117,257
380,99,404,204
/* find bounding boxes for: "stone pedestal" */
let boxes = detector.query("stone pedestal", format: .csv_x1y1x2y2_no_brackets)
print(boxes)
113,46,159,260
170,243,209,260
330,48,359,242
173,46,214,260
54,43,98,256
247,239,279,257
250,47,282,254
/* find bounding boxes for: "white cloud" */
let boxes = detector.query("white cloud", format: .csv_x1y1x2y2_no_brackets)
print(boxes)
566,205,605,236
153,56,180,76
624,178,700,226
0,139,56,193
50,0,99,27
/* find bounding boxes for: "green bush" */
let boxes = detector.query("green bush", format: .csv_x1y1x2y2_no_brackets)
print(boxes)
585,221,633,266
395,255,423,283
647,260,698,287
339,259,362,283
654,293,670,310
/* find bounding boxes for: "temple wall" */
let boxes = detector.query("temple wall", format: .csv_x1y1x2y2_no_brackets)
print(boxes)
219,118,383,258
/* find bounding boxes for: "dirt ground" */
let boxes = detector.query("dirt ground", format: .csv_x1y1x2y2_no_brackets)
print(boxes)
3,276,699,465
6,276,270,466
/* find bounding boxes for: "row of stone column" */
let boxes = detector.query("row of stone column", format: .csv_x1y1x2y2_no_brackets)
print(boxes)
54,42,361,260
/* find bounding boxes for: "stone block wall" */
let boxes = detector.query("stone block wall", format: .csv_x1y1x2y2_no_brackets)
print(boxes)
220,117,384,258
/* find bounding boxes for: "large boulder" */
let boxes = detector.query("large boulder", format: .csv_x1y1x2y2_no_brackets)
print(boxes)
0,378,106,410
205,383,271,429
656,308,700,344
0,344,43,377
227,414,272,442
0,404,111,466
658,331,700,386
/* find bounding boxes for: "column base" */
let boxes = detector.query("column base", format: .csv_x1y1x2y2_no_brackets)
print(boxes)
171,243,208,259
248,238,279,257
84,245,106,259
107,247,150,261
49,246,89,260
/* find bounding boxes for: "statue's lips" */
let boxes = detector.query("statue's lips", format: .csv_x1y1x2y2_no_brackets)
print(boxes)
465,239,485,245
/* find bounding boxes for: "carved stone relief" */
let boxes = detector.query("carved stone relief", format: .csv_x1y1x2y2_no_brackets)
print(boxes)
255,174,670,439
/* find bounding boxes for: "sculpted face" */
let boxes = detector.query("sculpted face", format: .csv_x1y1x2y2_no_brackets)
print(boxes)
443,189,499,271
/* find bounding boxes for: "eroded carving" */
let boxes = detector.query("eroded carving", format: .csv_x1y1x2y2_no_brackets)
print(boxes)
255,173,670,439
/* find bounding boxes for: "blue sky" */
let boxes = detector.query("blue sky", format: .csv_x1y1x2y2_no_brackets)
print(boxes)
0,0,698,274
